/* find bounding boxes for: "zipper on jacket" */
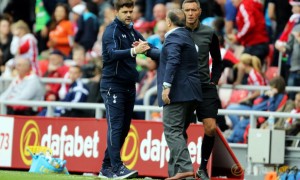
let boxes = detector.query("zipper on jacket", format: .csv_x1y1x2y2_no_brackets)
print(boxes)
115,61,119,75
119,37,122,49
130,31,136,41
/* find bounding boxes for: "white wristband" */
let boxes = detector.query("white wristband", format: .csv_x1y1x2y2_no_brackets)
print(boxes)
130,48,134,57
133,47,137,55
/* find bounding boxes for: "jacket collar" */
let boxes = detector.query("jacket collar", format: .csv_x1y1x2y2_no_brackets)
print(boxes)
186,22,201,31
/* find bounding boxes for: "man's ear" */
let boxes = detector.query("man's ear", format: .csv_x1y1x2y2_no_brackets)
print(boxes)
166,18,171,27
199,8,202,16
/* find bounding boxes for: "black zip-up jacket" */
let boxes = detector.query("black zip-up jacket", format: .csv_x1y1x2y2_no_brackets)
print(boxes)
187,23,223,85
101,18,159,88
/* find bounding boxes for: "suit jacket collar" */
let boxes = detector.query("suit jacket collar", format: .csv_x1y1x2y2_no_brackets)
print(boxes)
165,27,182,38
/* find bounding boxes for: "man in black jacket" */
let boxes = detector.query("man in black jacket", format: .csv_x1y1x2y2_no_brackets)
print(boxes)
182,0,223,179
98,0,159,179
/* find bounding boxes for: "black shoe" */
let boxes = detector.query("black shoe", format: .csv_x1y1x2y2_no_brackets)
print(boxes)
196,169,209,180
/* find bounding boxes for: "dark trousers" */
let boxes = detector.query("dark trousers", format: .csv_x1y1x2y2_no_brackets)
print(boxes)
100,86,136,171
287,71,300,100
163,101,197,177
244,43,269,64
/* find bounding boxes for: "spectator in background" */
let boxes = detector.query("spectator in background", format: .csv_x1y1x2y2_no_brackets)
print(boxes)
3,0,35,31
9,20,40,76
274,0,300,81
268,0,292,42
272,92,300,138
0,57,45,115
68,0,83,8
132,20,168,120
71,3,86,34
227,76,287,143
74,2,99,52
34,0,51,54
147,20,167,50
139,0,167,21
48,3,74,57
54,65,89,117
65,45,86,66
135,19,166,75
214,0,237,34
133,4,150,34
277,24,300,100
149,3,167,31
208,18,239,84
226,54,266,129
132,6,154,38
228,0,269,65
59,45,98,100
274,0,300,50
42,49,69,101
0,14,13,75
43,0,68,16
92,6,115,58
92,0,113,26
0,0,10,14
268,0,292,80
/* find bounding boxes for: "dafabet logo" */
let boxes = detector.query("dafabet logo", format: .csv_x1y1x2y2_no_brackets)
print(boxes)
20,120,100,166
20,120,40,165
121,125,139,169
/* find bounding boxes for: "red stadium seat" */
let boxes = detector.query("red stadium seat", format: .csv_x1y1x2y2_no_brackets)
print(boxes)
225,89,249,107
264,66,279,82
265,44,274,67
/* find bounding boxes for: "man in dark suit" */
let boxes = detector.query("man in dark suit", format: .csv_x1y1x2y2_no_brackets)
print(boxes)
157,9,202,180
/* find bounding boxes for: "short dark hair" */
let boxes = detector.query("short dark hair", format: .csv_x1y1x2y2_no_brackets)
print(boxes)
114,0,134,11
182,0,201,8
269,76,286,94
167,9,186,27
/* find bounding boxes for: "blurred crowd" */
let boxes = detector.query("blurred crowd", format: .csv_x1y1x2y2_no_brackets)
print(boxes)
0,0,299,145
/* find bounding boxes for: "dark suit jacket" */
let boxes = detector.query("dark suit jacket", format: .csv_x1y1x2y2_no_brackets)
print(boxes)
157,27,202,106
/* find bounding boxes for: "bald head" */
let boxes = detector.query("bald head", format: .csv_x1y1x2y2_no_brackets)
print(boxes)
15,57,31,68
155,20,167,41
167,9,186,27
153,3,167,21
15,57,31,76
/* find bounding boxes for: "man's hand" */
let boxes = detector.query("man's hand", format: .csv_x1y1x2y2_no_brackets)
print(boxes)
162,88,171,104
132,39,150,54
264,88,278,97
47,39,56,47
275,40,286,53
132,39,145,46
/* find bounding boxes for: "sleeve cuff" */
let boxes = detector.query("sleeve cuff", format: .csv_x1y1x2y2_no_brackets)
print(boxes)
130,48,136,57
163,82,172,88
